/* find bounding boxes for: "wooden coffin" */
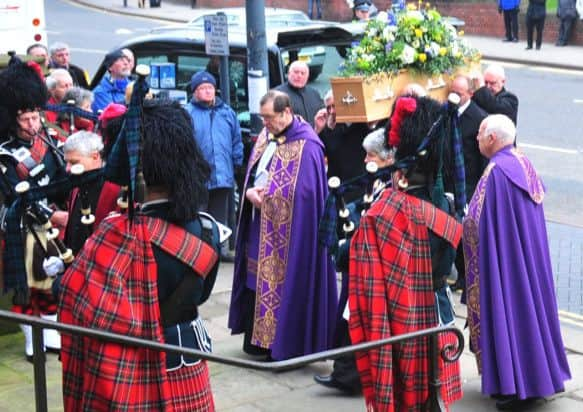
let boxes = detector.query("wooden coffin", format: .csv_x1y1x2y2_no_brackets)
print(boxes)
331,70,452,123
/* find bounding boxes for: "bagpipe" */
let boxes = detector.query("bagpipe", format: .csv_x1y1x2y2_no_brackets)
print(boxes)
43,99,100,135
318,93,466,252
0,63,152,300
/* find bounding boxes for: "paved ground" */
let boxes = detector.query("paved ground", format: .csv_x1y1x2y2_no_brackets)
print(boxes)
0,1,582,411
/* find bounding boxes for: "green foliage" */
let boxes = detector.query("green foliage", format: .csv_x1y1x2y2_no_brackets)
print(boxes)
341,3,480,77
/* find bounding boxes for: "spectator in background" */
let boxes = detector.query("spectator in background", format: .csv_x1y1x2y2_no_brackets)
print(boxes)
48,42,90,89
499,0,520,42
44,68,74,123
275,60,323,128
92,49,131,113
185,71,243,262
556,0,578,46
526,0,546,50
352,0,377,21
26,43,49,71
308,0,322,19
58,87,95,133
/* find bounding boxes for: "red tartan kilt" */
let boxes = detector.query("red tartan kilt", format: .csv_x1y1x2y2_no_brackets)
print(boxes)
439,331,463,405
12,288,58,315
167,361,215,412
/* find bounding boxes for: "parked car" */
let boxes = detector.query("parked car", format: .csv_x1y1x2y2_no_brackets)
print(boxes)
150,7,330,81
90,22,360,159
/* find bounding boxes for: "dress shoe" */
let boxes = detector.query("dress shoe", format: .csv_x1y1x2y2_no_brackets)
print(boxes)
536,45,541,50
512,38,519,43
525,46,532,50
502,38,513,42
314,374,357,394
495,396,540,410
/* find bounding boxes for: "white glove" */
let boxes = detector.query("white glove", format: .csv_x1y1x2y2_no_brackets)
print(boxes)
43,256,65,278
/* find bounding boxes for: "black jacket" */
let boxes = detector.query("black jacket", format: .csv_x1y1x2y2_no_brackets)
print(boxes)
459,101,488,199
275,82,323,127
527,0,547,19
472,86,519,125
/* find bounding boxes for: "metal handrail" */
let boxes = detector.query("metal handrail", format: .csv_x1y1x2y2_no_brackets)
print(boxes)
0,309,464,412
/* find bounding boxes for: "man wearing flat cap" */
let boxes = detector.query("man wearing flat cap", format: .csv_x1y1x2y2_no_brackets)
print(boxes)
91,49,131,113
185,70,243,262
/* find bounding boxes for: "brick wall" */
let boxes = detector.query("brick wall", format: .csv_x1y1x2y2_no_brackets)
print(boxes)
180,0,582,45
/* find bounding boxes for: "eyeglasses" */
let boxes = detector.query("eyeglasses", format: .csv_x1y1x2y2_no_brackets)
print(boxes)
259,111,283,122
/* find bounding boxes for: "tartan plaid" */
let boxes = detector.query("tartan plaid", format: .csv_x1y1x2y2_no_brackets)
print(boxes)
59,213,217,411
450,113,466,215
348,189,462,412
12,288,57,315
14,135,48,180
167,361,215,412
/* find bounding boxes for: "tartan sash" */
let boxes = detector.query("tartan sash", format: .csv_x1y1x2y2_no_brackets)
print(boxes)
14,137,48,180
146,217,218,279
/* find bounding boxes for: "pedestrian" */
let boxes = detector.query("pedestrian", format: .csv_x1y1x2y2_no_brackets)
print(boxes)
308,0,322,19
275,61,323,128
471,64,519,126
556,0,578,46
59,100,221,411
44,68,74,123
463,114,571,410
526,0,547,49
351,0,377,21
499,0,520,42
91,49,131,112
228,90,337,361
185,70,243,262
348,96,463,411
48,42,90,89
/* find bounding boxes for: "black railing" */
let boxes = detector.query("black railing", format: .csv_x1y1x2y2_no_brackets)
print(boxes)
0,309,464,412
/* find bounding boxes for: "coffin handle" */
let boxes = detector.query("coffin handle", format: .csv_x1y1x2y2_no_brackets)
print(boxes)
426,75,446,90
372,88,395,101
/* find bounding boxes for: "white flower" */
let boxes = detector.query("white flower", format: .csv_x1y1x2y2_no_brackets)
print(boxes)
346,0,355,9
429,41,441,56
368,27,378,37
400,45,416,64
412,39,420,49
383,26,396,41
406,10,424,22
376,11,389,23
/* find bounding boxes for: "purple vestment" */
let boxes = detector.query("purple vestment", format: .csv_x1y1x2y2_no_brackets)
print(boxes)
228,117,337,360
463,146,571,399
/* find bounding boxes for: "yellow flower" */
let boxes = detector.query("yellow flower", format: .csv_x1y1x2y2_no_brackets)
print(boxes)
426,2,431,8
418,53,427,62
459,30,465,36
439,47,447,56
407,3,417,10
415,28,423,38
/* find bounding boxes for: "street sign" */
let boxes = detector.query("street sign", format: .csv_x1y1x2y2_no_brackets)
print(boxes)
204,14,229,56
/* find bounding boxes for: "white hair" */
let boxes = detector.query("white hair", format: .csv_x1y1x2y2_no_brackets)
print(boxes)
483,114,516,145
323,89,334,102
46,69,72,90
484,64,506,81
362,128,391,159
64,131,104,157
49,41,69,56
62,87,94,107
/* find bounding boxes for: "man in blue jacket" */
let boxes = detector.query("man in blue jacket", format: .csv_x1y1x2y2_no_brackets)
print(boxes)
499,0,521,42
92,50,130,113
185,71,243,261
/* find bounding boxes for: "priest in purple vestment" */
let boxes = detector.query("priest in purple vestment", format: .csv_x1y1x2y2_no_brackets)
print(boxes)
463,114,571,410
228,90,337,361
